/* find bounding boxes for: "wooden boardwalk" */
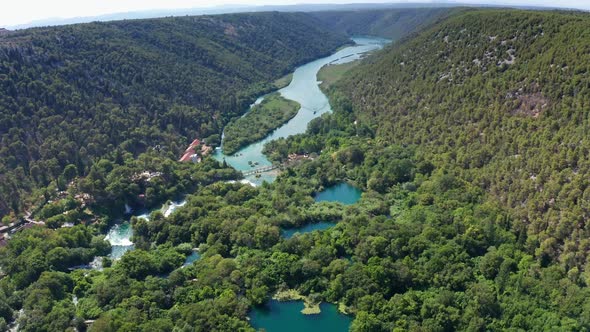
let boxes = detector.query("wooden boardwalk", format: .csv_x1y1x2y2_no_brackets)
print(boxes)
242,164,280,176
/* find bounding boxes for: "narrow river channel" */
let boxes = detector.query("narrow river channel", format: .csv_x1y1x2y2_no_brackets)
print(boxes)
214,36,389,185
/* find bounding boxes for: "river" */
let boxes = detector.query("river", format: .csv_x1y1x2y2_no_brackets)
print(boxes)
103,36,387,263
214,36,389,185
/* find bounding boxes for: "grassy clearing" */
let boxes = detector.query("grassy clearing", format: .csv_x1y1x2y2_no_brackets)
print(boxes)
317,61,361,92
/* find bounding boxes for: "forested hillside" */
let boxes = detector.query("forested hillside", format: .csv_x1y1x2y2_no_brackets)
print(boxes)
311,8,459,40
6,6,590,332
313,8,590,329
0,12,348,219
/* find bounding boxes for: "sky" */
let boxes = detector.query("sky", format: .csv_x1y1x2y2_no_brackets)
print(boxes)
1,0,589,28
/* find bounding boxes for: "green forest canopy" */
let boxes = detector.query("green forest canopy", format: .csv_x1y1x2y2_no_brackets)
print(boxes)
324,8,590,328
4,6,590,332
334,8,590,270
0,12,349,218
0,7,454,220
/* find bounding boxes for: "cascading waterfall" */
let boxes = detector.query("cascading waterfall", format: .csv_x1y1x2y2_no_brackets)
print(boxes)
103,199,187,261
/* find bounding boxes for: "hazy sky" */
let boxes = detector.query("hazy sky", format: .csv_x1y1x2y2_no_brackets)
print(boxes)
1,0,589,27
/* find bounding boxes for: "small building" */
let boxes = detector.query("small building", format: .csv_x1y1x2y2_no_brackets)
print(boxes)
200,145,212,156
179,151,195,162
179,138,210,163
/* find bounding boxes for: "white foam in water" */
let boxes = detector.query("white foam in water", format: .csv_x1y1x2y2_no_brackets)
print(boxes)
103,200,189,261
240,179,256,187
8,309,24,332
105,223,134,246
69,256,104,271
226,179,257,187
89,256,103,270
163,200,187,217
111,238,133,246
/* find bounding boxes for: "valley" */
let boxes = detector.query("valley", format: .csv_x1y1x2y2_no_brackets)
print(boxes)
1,6,590,332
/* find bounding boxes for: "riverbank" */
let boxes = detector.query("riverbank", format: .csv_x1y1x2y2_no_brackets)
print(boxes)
317,61,361,92
273,73,293,89
222,93,300,155
338,302,353,315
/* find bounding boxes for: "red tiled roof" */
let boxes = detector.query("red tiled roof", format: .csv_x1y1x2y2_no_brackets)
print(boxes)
179,152,193,162
190,139,201,147
180,138,209,161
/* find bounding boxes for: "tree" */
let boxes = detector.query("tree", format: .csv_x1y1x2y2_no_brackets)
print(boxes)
62,164,78,182
351,311,384,332
118,250,157,280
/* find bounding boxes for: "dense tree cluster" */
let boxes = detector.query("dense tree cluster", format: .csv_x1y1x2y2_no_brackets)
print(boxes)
328,8,590,329
78,151,240,219
0,226,110,330
336,9,590,272
6,98,589,329
0,12,349,219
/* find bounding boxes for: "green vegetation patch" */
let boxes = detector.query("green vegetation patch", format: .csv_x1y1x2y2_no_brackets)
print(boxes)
273,289,321,315
273,73,293,89
318,61,361,92
222,93,301,155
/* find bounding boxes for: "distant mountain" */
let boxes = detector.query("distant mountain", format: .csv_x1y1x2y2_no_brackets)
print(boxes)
311,7,461,40
7,5,252,30
5,2,553,30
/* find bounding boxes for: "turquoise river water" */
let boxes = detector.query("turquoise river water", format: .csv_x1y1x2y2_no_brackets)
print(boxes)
103,37,388,330
214,36,389,185
250,300,352,332
315,182,362,205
